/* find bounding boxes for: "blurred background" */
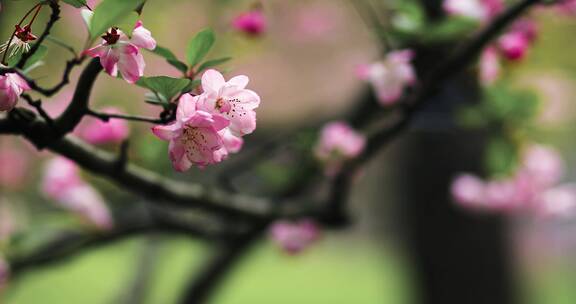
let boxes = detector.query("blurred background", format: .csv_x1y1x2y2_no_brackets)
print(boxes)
1,0,576,303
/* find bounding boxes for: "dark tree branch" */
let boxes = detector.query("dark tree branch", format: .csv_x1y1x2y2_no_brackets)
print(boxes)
179,225,265,304
8,208,242,279
53,58,102,138
21,94,53,125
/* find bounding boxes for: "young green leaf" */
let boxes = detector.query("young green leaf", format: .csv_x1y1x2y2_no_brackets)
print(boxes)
197,57,231,73
117,12,139,38
149,46,188,73
137,76,192,101
186,28,215,67
61,0,88,8
89,0,144,39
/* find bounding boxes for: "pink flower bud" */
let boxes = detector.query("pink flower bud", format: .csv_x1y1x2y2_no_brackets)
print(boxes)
0,199,17,242
232,10,266,36
79,107,130,144
0,71,29,112
270,219,319,255
497,19,537,61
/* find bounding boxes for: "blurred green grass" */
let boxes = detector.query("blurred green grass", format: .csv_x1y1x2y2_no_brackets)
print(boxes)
4,235,410,304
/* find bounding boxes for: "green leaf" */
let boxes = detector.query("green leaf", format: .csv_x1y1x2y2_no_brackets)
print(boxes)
149,46,188,73
186,28,215,67
61,0,88,8
89,0,144,39
137,76,191,101
486,136,518,177
197,57,231,73
7,45,48,70
116,12,139,38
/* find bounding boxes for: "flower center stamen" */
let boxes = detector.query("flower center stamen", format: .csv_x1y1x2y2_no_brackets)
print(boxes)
102,28,121,45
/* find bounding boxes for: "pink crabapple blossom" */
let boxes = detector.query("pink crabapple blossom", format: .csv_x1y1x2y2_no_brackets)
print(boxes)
152,69,260,172
0,68,30,112
232,9,266,36
314,121,366,176
357,50,416,106
41,157,113,231
84,17,156,84
79,107,130,145
152,94,230,171
195,69,260,137
270,219,319,255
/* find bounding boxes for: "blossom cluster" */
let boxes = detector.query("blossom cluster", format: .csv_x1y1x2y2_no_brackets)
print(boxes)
451,144,576,218
152,69,260,171
41,157,113,230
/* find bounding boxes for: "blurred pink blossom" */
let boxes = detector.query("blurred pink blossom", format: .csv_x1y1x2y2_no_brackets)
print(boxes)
0,255,8,292
443,0,503,22
451,174,486,209
0,70,30,112
519,144,563,189
314,121,366,176
0,147,29,190
534,185,576,218
479,47,501,85
79,107,130,144
58,185,113,231
497,19,537,61
41,158,113,230
270,219,319,255
556,0,576,14
84,17,156,83
357,50,416,105
232,9,266,36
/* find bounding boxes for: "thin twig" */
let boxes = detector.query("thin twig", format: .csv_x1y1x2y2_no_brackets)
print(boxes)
87,109,165,124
